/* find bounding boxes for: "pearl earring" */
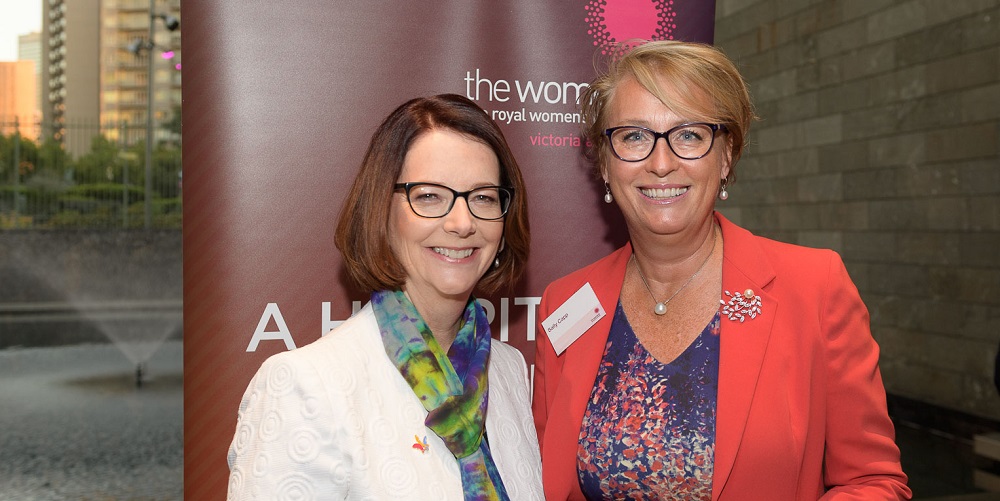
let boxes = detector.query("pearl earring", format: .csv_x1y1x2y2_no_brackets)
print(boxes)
604,183,613,204
494,256,501,268
719,178,729,201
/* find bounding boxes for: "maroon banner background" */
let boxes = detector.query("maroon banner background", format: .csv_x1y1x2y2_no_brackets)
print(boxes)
181,1,715,497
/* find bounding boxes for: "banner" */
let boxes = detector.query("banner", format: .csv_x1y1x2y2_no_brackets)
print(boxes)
182,1,715,497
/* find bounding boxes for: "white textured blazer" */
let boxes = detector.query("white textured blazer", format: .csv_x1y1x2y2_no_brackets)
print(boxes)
227,302,544,500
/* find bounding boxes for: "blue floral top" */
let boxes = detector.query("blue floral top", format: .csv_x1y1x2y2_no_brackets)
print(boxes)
577,302,720,500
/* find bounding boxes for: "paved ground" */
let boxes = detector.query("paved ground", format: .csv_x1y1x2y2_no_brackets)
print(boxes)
0,341,182,500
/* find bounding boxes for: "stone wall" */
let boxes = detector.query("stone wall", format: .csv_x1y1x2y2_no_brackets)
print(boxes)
0,230,182,348
713,0,1000,420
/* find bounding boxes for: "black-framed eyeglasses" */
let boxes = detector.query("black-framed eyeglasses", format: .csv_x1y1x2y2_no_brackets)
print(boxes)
604,123,726,162
394,182,514,220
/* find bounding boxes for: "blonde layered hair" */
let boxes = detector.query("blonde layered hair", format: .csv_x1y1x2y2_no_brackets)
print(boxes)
581,41,757,185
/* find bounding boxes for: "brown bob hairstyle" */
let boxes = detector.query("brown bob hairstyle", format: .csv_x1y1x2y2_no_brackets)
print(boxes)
581,40,757,186
334,93,530,295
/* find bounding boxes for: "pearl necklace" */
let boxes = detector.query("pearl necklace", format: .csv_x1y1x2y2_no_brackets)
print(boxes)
633,228,717,316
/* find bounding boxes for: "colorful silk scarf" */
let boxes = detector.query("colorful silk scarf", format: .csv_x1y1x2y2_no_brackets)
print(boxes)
372,289,510,501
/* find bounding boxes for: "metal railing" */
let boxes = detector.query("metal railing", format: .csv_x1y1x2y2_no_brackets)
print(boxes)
0,118,181,229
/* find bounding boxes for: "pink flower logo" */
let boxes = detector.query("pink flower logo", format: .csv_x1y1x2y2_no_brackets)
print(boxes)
585,0,678,54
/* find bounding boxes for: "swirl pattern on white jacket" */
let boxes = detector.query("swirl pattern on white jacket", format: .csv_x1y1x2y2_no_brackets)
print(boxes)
227,302,544,501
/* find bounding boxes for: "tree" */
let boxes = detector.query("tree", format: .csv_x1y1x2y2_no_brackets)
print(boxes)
164,104,182,140
74,135,123,184
0,132,41,182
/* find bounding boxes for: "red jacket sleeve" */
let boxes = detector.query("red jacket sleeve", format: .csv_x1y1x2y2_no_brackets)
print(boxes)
818,254,910,499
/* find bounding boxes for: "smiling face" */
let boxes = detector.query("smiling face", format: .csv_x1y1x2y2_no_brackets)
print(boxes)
389,129,505,306
603,75,732,238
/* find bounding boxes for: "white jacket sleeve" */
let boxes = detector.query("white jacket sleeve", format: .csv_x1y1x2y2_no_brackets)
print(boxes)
227,354,350,500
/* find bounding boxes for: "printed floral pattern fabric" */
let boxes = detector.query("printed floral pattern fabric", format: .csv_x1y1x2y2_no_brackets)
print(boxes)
577,302,720,500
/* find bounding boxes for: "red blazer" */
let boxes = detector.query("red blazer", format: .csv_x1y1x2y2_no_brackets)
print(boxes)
532,213,910,500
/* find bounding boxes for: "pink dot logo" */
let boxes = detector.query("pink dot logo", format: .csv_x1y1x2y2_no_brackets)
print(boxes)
585,0,678,54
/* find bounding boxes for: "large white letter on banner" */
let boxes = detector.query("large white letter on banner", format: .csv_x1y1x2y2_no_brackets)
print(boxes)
246,303,296,352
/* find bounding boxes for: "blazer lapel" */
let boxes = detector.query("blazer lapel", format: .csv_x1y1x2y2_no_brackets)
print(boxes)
550,244,632,481
560,244,632,442
712,214,777,500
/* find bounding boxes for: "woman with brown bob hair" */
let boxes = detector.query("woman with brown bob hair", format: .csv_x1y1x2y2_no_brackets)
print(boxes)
336,94,530,294
228,94,542,500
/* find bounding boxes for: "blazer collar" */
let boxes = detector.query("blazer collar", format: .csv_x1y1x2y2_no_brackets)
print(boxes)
712,212,778,500
557,242,632,434
541,242,631,501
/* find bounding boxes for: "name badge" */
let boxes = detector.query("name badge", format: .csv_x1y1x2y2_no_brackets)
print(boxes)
542,282,606,355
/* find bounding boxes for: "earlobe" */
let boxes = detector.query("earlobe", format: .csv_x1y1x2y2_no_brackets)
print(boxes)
721,143,733,181
493,238,504,269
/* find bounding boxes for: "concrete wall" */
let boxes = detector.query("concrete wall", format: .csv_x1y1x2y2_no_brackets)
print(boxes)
714,0,1000,420
0,230,182,348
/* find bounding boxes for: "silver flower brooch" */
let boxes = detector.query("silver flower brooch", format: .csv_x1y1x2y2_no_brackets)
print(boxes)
721,289,762,322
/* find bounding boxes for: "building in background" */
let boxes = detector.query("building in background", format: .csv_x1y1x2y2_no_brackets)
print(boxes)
101,0,182,148
0,61,38,139
40,0,181,156
41,0,100,156
17,31,42,123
